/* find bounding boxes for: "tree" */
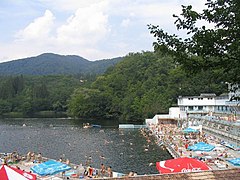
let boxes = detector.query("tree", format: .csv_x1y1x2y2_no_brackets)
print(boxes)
148,0,240,84
0,100,11,114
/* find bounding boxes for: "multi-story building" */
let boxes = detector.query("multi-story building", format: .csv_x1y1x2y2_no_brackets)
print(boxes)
146,86,240,146
177,87,240,147
178,93,229,118
178,91,240,121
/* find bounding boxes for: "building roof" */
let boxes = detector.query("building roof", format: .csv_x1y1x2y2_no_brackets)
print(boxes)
178,93,217,99
200,93,216,97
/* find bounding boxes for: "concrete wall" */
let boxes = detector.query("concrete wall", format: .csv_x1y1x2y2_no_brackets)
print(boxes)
169,107,180,119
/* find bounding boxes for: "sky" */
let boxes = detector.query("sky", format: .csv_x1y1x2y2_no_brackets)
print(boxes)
0,0,206,62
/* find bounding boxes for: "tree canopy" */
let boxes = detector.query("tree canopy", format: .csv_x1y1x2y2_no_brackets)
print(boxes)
0,52,227,122
0,75,83,116
148,0,240,85
68,51,226,122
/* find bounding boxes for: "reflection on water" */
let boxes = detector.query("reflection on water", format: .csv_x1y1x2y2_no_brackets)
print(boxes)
0,118,171,174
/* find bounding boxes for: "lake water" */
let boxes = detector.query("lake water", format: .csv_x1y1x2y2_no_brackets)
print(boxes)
0,118,171,174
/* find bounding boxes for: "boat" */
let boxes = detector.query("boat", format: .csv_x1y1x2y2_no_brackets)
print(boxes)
83,123,101,128
91,124,101,128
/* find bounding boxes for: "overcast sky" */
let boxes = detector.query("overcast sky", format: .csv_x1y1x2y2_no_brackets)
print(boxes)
0,0,206,62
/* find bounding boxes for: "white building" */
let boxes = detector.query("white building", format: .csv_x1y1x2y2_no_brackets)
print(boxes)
178,93,230,118
146,85,240,125
145,107,181,125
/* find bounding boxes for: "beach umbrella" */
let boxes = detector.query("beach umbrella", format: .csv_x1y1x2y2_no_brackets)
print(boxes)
188,142,215,152
31,160,71,176
183,127,199,134
156,157,211,174
228,158,240,166
0,165,37,180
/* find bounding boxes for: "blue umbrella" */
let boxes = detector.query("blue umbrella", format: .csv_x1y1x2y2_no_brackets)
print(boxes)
183,127,199,133
31,160,71,176
228,158,240,166
188,142,215,152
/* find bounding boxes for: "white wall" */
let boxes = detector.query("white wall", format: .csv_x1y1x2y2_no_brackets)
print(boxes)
178,97,216,106
169,107,180,119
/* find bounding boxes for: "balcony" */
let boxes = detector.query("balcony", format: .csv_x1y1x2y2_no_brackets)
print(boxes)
226,100,240,106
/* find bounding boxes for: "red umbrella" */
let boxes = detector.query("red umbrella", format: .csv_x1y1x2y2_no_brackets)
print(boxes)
156,157,211,174
0,165,37,180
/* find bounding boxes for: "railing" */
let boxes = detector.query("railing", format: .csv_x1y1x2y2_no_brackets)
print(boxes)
226,101,240,105
163,140,180,158
198,116,240,127
203,126,240,145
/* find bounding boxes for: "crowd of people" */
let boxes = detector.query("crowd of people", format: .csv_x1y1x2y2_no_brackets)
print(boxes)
144,122,235,169
61,155,114,179
0,151,115,179
71,163,113,178
1,151,43,165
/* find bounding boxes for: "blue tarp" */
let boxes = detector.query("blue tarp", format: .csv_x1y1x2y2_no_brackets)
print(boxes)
188,142,215,152
183,127,199,133
31,160,71,176
228,158,240,166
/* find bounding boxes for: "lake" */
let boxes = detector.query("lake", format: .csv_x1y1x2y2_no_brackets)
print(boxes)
0,118,171,174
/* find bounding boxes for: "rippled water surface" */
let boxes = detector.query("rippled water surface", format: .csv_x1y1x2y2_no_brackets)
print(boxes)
0,118,171,174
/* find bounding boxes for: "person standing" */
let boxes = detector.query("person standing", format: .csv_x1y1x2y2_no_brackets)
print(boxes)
107,166,113,177
100,163,106,177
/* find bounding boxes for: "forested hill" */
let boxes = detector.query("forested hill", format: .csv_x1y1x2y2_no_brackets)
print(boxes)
0,51,227,120
68,51,226,122
0,53,123,75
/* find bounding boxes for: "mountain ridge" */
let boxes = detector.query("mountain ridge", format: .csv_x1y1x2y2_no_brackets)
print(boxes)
0,53,123,75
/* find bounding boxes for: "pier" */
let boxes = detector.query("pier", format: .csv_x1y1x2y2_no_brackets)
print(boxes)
118,124,146,129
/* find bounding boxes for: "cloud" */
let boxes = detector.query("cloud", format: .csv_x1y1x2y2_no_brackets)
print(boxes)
16,10,55,41
56,1,110,46
0,0,208,62
121,19,130,27
8,1,111,61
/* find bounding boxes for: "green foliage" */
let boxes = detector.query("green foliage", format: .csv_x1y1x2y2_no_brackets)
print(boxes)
148,0,240,84
0,75,82,116
68,88,112,118
0,52,228,121
0,100,12,114
68,51,226,122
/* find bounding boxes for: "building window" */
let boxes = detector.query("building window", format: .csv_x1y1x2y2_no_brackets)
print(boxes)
188,106,193,111
198,106,203,110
